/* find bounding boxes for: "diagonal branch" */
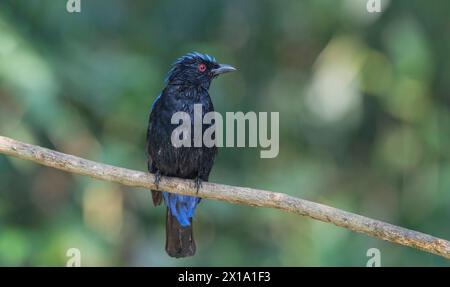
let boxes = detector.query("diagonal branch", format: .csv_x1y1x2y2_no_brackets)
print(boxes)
0,135,449,259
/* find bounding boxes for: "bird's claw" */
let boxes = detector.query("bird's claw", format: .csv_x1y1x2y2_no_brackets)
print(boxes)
194,177,203,194
154,170,161,189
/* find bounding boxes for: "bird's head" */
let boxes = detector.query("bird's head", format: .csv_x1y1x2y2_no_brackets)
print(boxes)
165,52,236,88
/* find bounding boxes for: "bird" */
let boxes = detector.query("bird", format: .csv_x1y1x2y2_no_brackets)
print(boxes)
146,52,236,258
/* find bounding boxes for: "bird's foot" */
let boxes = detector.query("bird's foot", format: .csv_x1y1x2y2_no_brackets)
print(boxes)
154,170,161,189
194,177,203,194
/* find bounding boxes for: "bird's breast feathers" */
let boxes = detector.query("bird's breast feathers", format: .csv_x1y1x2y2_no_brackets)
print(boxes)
147,86,216,177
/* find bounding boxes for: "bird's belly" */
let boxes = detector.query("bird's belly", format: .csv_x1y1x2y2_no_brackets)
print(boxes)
148,97,216,179
152,145,208,178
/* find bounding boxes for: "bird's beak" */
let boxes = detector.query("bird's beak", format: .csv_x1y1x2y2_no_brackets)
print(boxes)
211,64,237,76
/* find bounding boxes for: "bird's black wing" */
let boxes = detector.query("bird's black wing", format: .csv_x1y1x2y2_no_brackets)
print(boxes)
147,93,163,206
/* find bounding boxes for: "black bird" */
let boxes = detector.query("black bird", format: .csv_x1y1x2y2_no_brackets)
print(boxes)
146,52,236,258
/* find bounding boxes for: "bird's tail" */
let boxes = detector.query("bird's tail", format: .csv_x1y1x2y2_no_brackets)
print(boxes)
165,208,196,258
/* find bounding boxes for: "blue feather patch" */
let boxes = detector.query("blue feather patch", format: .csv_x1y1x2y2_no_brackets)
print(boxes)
151,93,161,109
163,192,200,227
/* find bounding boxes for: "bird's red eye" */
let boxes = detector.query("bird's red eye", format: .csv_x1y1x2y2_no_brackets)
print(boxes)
198,63,207,72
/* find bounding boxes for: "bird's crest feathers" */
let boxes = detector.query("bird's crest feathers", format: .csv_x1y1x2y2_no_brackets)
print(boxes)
165,52,217,84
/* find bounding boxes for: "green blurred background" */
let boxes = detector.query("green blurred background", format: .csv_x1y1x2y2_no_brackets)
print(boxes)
0,0,449,266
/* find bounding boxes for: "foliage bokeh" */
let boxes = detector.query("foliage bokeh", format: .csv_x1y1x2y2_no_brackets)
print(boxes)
0,0,449,266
